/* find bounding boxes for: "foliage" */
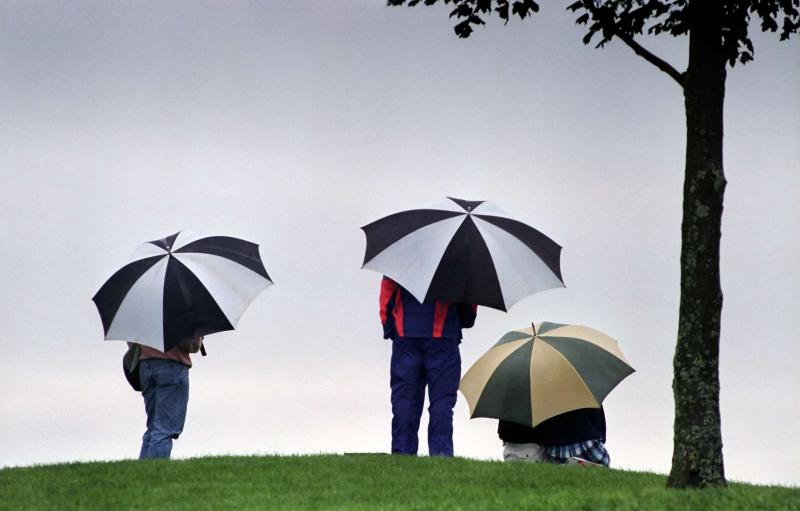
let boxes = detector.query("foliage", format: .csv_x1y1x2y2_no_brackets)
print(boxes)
387,0,800,66
1,454,798,511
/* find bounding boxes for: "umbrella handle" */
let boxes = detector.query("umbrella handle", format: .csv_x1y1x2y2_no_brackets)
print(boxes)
200,344,207,357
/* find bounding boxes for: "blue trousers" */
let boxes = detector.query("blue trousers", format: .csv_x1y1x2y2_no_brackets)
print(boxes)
390,337,461,456
138,359,189,459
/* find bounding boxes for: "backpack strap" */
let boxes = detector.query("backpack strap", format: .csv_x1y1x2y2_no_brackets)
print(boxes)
127,343,141,373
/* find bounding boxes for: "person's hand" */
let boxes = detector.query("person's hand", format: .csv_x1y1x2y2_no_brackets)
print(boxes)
181,336,204,353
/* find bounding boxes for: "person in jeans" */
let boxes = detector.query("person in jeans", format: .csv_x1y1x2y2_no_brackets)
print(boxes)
379,276,477,457
497,407,610,466
137,336,203,459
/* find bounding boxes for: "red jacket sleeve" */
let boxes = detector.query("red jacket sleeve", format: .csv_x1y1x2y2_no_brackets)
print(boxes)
379,277,398,337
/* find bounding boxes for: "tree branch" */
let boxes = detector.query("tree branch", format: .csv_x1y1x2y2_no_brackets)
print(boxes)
613,29,685,87
577,1,685,87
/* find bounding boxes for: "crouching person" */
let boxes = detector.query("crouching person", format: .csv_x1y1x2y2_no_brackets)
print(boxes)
498,419,548,462
498,407,609,467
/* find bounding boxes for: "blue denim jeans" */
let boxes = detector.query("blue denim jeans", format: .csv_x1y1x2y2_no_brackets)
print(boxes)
390,337,461,457
138,359,189,459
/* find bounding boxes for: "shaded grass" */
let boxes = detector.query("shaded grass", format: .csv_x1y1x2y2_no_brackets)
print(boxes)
1,454,797,510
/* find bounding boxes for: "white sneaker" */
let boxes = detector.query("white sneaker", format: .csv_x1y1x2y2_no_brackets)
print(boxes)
565,457,605,468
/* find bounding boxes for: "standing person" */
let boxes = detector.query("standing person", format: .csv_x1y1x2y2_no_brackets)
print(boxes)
497,407,609,466
379,276,477,457
137,336,203,459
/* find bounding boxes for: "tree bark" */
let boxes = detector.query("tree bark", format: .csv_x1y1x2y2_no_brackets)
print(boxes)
668,2,727,488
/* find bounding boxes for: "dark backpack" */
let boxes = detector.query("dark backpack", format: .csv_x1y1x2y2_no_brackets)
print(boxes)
123,343,142,392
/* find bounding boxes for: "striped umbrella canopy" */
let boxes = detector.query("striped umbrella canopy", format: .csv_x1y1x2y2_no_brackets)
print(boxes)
460,322,634,428
93,231,273,352
360,197,564,311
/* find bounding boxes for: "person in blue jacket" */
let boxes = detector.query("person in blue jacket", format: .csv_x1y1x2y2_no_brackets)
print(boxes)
379,276,477,457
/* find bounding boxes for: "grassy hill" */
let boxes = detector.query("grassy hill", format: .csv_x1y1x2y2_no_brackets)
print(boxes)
1,454,797,510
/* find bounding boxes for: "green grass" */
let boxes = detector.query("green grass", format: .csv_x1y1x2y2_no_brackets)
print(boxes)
1,454,797,510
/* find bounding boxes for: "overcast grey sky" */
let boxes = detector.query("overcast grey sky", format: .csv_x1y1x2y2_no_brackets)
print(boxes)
1,1,798,486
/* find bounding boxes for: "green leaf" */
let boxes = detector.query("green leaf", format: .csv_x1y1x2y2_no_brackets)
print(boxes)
450,4,472,18
567,0,584,12
496,1,510,22
454,19,473,37
512,1,530,19
469,14,486,25
476,0,491,13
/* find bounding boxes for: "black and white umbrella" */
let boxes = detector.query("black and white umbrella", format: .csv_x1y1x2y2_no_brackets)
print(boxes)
361,197,564,311
93,231,273,352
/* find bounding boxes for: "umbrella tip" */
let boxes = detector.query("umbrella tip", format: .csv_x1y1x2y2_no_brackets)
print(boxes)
531,322,537,337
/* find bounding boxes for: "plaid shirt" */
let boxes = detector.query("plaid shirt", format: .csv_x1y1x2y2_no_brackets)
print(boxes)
546,440,610,466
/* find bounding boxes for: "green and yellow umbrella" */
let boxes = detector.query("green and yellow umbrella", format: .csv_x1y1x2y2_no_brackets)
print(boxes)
460,322,635,428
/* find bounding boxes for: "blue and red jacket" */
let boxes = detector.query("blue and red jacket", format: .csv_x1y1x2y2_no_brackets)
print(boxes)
379,276,477,340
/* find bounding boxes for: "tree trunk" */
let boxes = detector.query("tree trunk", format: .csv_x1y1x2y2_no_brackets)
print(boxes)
668,3,727,488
